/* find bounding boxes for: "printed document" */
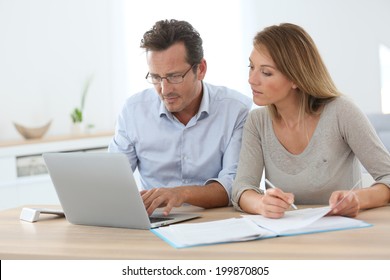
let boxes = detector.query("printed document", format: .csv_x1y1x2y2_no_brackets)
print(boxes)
151,207,371,248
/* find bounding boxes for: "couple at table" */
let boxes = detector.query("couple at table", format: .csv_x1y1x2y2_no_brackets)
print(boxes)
109,19,390,219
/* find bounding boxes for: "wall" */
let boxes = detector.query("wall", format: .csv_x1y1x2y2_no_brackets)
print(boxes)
1,0,389,142
240,0,390,113
0,0,128,141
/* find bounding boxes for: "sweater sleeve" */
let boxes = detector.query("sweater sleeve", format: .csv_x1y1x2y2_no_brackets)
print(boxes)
336,97,390,188
231,109,266,211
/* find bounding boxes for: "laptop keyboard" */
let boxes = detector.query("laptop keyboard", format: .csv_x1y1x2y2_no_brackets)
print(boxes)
149,216,174,223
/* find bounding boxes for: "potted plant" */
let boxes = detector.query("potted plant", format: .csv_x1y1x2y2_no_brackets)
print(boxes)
70,76,93,133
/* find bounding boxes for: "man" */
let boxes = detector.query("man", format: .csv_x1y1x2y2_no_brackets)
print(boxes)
109,19,251,216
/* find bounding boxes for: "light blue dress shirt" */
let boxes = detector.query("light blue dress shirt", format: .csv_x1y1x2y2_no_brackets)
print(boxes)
108,82,252,201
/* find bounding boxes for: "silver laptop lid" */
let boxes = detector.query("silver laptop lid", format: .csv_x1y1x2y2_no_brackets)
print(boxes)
43,152,162,229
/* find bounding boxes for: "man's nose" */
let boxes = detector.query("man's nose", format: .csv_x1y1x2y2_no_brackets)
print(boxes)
160,79,173,94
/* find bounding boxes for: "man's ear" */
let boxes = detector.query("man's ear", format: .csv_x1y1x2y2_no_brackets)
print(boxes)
197,58,207,80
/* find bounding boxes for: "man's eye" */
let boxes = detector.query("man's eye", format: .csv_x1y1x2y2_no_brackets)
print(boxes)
167,75,182,82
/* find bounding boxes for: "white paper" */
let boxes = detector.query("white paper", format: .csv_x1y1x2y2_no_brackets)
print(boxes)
242,206,371,236
282,215,370,235
242,206,331,234
152,207,371,248
152,218,272,248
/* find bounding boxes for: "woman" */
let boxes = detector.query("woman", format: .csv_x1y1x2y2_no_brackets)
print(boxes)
232,23,390,218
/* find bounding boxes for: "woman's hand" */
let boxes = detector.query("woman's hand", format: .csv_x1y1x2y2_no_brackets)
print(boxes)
328,190,360,217
239,189,295,219
259,188,295,218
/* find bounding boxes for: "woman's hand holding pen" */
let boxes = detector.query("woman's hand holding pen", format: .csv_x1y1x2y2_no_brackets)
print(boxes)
239,179,296,218
260,188,296,219
239,188,295,218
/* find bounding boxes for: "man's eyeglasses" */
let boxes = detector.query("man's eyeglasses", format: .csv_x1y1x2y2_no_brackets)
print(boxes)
145,64,196,84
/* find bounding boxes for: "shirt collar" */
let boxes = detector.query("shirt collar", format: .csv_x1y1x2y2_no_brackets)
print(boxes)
159,81,210,121
196,82,210,120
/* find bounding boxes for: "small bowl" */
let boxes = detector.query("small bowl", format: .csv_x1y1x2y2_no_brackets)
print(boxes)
13,120,52,140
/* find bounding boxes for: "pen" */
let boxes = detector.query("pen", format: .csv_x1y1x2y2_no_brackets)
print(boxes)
265,179,298,210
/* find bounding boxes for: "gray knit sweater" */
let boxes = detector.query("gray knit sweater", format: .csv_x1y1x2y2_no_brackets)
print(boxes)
232,96,390,209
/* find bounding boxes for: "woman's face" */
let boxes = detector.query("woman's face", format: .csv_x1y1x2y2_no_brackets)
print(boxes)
248,46,297,107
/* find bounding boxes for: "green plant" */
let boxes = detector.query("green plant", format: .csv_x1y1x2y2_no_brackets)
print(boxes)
71,76,93,123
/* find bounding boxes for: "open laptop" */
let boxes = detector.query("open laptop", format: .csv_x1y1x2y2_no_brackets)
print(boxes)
42,152,200,229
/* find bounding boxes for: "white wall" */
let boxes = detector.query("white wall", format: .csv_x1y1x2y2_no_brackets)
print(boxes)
0,0,128,141
0,0,389,142
240,0,390,114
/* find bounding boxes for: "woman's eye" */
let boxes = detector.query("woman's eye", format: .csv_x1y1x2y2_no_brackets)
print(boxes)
261,70,271,76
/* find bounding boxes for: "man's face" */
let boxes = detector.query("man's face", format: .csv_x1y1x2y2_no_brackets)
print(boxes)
146,42,205,119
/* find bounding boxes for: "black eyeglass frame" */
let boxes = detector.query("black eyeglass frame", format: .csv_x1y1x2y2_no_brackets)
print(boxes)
145,64,196,84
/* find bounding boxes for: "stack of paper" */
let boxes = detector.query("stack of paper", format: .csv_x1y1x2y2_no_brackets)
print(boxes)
242,206,370,236
151,206,371,248
152,218,268,248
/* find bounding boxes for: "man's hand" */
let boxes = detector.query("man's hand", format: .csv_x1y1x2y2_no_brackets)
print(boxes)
140,187,187,216
140,182,229,216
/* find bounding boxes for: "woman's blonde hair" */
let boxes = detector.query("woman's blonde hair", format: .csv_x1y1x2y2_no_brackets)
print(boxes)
253,23,341,119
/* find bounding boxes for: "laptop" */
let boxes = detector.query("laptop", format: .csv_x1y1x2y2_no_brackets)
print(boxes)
42,152,200,229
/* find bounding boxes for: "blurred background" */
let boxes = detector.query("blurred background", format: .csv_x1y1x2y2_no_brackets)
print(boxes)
1,0,389,140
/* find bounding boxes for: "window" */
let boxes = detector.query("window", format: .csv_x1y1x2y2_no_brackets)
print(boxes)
379,44,390,114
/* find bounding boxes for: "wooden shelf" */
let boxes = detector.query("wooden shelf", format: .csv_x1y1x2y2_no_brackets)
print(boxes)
0,131,114,148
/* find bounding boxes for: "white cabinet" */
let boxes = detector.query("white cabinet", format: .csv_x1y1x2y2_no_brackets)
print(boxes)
0,132,113,210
